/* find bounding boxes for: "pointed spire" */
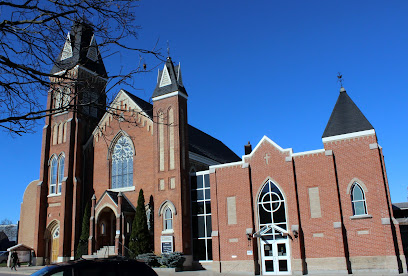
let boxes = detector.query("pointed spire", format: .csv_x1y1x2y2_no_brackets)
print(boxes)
152,56,187,98
51,21,107,77
322,87,374,138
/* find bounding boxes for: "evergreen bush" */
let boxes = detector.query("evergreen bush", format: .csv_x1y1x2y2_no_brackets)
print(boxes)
129,189,152,257
136,253,159,267
158,252,185,268
75,201,90,259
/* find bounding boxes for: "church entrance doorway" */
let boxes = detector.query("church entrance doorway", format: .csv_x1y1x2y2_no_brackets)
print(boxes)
260,236,290,275
96,207,116,250
50,227,59,263
257,180,291,275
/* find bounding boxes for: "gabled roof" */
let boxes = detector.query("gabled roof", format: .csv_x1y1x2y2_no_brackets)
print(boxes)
124,91,240,164
97,191,135,213
51,21,107,77
322,88,374,138
152,57,187,98
188,125,241,164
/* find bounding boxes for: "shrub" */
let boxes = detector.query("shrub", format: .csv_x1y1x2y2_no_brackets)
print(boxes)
158,252,185,268
136,253,159,267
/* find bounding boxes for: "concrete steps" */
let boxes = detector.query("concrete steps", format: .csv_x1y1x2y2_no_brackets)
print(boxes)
82,245,116,259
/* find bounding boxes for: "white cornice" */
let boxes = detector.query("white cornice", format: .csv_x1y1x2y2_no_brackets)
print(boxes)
51,65,108,81
209,161,244,170
322,129,375,143
152,91,188,101
189,152,220,166
242,136,293,160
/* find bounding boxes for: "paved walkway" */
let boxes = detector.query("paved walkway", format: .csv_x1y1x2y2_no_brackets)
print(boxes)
0,265,406,276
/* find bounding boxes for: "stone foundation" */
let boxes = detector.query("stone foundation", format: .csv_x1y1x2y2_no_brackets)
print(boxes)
349,255,404,274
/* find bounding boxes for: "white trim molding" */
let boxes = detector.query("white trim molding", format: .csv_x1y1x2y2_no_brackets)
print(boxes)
152,91,188,101
108,186,135,193
322,129,375,143
210,161,244,170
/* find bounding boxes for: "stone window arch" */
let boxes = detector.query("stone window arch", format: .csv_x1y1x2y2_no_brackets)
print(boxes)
57,153,65,194
110,134,134,189
350,183,367,216
49,155,58,194
158,200,177,233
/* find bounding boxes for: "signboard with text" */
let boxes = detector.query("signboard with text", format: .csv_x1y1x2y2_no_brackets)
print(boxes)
161,236,173,254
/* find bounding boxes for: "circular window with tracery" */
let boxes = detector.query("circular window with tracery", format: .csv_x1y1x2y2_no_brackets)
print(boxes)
261,192,283,212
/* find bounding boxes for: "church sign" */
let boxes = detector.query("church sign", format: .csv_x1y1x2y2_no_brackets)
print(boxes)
161,236,173,254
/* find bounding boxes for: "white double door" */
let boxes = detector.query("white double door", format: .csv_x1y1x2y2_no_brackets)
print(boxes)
261,237,291,275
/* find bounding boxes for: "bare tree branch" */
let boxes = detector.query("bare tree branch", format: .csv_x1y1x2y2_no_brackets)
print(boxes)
0,0,164,135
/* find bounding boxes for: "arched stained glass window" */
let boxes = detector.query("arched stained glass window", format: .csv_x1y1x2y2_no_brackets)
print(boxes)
50,157,58,194
351,183,367,216
164,207,173,230
111,136,134,189
58,155,65,194
257,180,287,238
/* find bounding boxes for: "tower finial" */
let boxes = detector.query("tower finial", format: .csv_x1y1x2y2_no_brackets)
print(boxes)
167,40,170,58
337,72,345,92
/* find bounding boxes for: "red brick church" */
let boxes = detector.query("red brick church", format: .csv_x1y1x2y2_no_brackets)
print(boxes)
19,23,406,275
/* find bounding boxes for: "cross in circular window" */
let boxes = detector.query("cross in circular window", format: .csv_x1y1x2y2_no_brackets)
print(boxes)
261,192,282,213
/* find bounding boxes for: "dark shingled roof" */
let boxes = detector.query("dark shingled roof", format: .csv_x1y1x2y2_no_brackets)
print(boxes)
393,202,408,210
152,57,187,98
123,91,240,164
322,89,374,138
188,125,241,164
51,22,107,77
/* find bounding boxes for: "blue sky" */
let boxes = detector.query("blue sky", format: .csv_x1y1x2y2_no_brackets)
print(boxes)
1,1,407,223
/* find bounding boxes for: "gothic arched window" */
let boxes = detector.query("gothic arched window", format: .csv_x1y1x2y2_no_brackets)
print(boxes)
164,207,173,231
111,136,134,189
50,156,58,194
57,155,65,194
351,183,367,216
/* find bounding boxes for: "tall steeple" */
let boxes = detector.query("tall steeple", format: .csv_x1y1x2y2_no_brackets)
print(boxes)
152,57,186,99
322,87,374,138
51,21,107,77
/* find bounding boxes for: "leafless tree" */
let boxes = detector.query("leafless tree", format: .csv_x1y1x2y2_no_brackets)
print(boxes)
0,218,13,225
0,0,163,135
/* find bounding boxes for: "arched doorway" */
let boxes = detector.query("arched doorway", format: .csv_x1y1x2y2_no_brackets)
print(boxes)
44,220,59,264
51,227,60,263
257,180,290,275
96,207,116,250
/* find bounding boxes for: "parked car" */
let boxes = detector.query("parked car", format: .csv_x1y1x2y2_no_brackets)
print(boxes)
0,251,8,263
30,257,158,276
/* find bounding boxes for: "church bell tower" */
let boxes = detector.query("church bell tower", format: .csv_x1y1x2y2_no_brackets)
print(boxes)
33,21,107,264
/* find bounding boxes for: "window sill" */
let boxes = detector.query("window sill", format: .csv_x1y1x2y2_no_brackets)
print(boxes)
161,230,174,235
48,193,62,198
53,111,69,117
108,186,135,193
350,214,372,220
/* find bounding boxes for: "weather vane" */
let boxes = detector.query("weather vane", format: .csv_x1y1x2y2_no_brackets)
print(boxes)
337,72,344,88
167,40,170,57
